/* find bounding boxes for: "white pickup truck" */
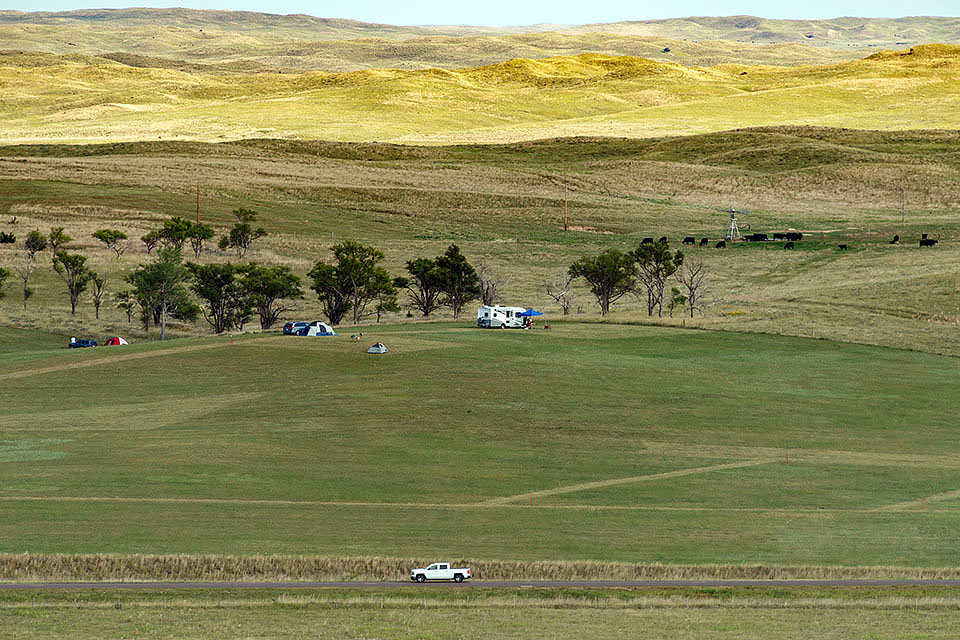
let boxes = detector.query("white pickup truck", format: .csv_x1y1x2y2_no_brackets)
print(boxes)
410,562,472,583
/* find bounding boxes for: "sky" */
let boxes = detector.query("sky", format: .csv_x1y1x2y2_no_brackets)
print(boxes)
5,0,958,25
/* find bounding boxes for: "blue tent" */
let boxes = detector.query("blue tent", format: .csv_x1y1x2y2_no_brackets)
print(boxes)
518,308,543,317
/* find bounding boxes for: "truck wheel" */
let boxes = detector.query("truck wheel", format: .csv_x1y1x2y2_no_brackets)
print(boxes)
454,574,463,583
416,574,426,583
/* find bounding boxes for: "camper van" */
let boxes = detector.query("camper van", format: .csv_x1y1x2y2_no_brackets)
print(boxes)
477,305,526,329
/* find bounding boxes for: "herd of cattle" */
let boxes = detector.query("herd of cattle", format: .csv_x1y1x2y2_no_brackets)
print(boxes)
639,233,940,250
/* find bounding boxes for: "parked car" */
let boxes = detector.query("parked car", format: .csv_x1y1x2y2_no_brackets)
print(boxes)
410,563,472,583
68,339,97,349
283,321,309,335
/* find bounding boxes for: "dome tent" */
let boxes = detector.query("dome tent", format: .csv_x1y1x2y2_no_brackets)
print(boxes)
104,337,128,346
367,342,388,354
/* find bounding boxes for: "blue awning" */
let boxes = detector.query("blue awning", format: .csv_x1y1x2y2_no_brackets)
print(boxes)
518,308,543,317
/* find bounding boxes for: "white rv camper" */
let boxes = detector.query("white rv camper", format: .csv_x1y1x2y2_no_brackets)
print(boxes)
477,305,527,329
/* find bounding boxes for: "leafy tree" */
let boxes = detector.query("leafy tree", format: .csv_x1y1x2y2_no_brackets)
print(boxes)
127,247,191,340
632,241,683,317
239,263,303,330
48,227,72,255
218,208,266,258
141,230,161,255
187,262,246,334
53,251,94,315
187,222,215,259
90,273,107,319
158,217,193,250
568,249,635,316
435,244,481,319
0,266,9,302
93,229,128,259
115,290,136,323
309,240,395,325
394,257,444,317
307,262,349,326
24,230,47,260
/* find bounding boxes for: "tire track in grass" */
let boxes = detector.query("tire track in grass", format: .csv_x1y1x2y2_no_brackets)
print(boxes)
870,488,960,512
482,459,778,505
0,337,268,381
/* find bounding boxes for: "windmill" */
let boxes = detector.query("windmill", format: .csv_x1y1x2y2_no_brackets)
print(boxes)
725,205,746,241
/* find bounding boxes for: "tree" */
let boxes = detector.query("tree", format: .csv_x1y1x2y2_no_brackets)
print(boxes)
307,262,349,326
676,259,709,318
115,290,136,323
53,251,93,315
24,230,47,260
218,208,266,258
187,262,246,334
476,258,508,306
48,227,72,256
632,241,684,317
187,222,215,259
127,247,191,340
665,287,686,317
90,273,107,319
15,257,33,311
394,257,444,317
545,272,575,315
141,230,161,255
239,263,303,330
568,249,635,316
0,266,9,302
435,244,481,319
308,241,395,325
93,229,128,259
158,217,192,250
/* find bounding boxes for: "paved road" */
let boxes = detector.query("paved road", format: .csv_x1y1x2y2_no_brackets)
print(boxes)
3,579,960,590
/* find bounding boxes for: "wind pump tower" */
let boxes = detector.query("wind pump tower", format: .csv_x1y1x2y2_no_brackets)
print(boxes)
725,205,745,241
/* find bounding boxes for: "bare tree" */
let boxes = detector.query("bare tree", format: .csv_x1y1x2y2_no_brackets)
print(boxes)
90,273,107,319
476,258,508,306
15,257,33,310
676,260,709,318
545,272,574,315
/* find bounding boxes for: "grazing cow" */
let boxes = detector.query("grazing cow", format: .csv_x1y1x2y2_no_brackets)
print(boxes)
641,237,654,244
784,241,795,250
919,238,938,247
785,232,803,242
773,232,786,240
682,236,696,245
838,244,848,250
658,236,668,244
890,235,900,245
715,240,726,248
699,237,709,247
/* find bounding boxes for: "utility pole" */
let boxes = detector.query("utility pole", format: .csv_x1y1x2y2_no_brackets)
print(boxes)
197,184,200,224
563,185,568,232
901,187,905,224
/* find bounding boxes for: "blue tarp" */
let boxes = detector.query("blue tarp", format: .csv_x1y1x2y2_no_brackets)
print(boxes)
518,308,543,317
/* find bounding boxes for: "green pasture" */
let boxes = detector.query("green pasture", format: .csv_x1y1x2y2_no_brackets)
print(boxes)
5,587,960,640
1,322,960,566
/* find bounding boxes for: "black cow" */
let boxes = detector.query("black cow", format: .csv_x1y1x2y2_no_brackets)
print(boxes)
682,236,696,245
922,233,928,240
641,237,654,244
658,236,668,244
773,232,787,240
890,235,900,244
838,244,848,251
920,238,938,247
715,240,726,249
784,241,795,250
785,232,803,242
699,237,709,247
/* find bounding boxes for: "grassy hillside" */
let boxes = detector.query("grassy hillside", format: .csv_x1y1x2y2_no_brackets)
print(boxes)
1,323,960,568
1,128,960,357
2,45,960,144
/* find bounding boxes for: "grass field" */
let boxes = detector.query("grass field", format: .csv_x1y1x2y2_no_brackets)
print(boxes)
5,587,960,639
1,322,959,571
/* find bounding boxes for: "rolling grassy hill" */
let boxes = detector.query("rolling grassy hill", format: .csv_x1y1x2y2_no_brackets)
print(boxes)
2,45,960,144
2,127,960,358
